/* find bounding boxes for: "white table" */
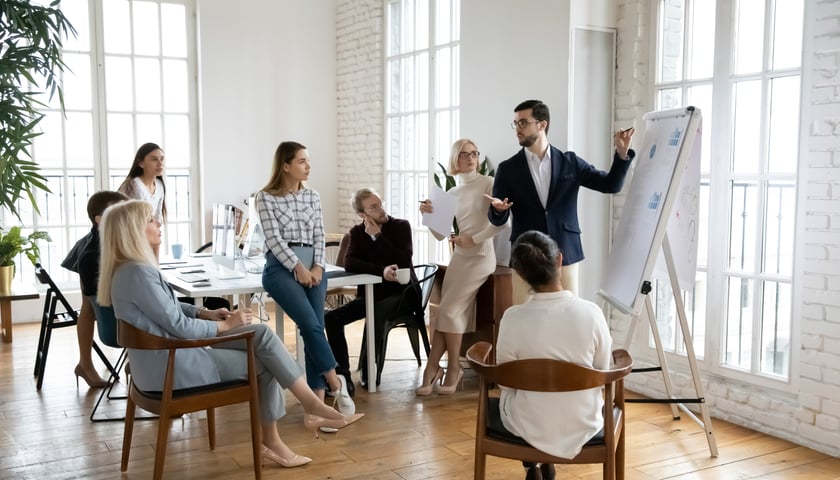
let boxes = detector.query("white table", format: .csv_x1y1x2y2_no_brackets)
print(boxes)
162,256,383,392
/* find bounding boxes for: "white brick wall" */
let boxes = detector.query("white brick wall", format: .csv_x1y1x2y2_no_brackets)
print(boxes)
615,0,840,457
335,0,384,231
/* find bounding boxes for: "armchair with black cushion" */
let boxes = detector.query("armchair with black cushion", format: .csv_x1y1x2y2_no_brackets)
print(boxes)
466,342,633,480
117,320,262,480
359,264,438,386
32,263,116,390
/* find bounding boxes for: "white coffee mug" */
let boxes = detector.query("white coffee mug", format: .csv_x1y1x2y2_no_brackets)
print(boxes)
395,267,411,285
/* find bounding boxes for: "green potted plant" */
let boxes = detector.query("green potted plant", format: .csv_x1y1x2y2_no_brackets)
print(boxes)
1,0,75,220
432,156,495,234
0,226,50,294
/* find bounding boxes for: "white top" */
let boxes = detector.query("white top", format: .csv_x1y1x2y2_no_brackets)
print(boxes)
431,171,504,255
496,290,612,459
119,177,165,222
524,145,552,208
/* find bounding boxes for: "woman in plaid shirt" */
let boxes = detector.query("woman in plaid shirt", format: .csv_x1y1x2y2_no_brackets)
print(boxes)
257,141,356,418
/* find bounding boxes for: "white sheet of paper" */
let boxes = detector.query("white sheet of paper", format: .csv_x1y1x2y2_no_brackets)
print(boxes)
422,185,457,237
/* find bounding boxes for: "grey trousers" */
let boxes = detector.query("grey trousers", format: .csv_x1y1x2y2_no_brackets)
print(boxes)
207,323,303,422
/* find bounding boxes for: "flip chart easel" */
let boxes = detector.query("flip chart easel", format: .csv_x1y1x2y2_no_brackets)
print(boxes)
599,106,718,457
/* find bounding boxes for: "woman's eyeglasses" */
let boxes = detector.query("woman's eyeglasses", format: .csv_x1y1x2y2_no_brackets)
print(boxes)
458,151,480,159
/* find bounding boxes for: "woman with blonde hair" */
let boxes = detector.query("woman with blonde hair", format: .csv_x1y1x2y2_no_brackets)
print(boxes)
98,200,362,469
256,141,356,418
417,138,504,394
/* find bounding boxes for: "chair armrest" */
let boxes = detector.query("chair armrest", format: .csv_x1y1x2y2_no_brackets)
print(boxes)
118,319,256,350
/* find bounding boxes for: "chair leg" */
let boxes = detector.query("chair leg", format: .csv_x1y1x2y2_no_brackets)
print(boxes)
376,328,390,386
92,340,118,379
617,428,625,480
207,408,216,450
153,415,172,480
33,315,49,377
419,323,431,356
36,321,55,390
121,394,137,472
90,351,129,422
248,397,262,479
406,327,422,366
475,451,486,480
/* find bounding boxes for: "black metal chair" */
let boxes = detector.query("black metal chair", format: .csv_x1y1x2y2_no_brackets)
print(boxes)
33,263,115,390
359,264,438,385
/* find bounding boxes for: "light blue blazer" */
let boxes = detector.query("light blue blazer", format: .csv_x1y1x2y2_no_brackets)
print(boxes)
111,261,220,391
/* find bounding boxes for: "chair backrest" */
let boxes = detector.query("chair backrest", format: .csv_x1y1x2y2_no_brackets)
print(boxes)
466,342,633,393
414,264,439,310
89,296,120,348
195,242,213,254
34,263,78,321
335,233,351,267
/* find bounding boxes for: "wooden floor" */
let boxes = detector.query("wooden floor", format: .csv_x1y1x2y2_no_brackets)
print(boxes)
2,313,838,479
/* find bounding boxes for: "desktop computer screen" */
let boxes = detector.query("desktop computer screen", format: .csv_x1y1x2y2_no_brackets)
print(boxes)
212,204,245,278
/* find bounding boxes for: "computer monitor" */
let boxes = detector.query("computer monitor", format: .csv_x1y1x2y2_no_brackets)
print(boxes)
212,203,243,274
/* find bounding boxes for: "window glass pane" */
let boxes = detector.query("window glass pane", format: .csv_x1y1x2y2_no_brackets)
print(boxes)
760,280,791,377
164,114,190,167
686,84,712,172
772,0,803,69
162,59,188,112
132,1,160,56
763,181,795,276
687,270,707,357
657,87,682,109
400,57,415,111
436,111,451,169
65,112,95,167
404,0,415,52
388,117,401,169
103,0,132,54
33,111,64,168
416,52,429,110
734,0,765,74
161,3,187,58
388,59,401,114
652,281,678,351
418,112,429,170
451,45,460,106
388,1,402,55
436,46,451,108
435,0,450,45
62,0,91,52
136,114,163,145
767,75,800,174
725,276,753,370
166,170,191,223
63,53,92,110
415,0,428,49
65,173,96,225
105,56,134,111
135,58,162,112
687,0,715,79
728,181,758,271
107,113,135,167
731,80,761,174
658,0,684,82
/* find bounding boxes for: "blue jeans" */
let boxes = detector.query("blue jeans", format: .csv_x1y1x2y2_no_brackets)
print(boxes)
262,253,334,391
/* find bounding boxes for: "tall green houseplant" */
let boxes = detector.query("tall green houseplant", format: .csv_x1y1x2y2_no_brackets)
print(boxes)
0,0,76,220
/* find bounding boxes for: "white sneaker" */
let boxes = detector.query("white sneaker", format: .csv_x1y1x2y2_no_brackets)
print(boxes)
332,375,356,415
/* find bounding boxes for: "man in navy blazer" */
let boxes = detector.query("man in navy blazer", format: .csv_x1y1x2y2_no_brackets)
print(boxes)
487,100,636,297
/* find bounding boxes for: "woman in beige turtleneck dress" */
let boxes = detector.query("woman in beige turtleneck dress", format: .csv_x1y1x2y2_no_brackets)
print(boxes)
417,139,505,395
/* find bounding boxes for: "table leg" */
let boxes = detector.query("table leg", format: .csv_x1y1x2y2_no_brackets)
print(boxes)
364,284,376,393
1,300,11,343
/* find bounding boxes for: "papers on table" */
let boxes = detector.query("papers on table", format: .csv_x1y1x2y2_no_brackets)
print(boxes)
421,185,456,237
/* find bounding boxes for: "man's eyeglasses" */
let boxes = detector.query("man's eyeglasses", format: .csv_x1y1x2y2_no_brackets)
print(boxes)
511,119,540,130
458,151,480,159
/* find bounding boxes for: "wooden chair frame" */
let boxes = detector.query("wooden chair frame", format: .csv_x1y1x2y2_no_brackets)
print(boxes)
117,320,262,480
466,342,633,480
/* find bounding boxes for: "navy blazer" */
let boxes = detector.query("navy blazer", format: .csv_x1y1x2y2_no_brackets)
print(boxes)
488,145,634,265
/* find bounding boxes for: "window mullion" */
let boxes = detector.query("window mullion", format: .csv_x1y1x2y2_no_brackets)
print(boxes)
91,0,110,190
426,0,437,263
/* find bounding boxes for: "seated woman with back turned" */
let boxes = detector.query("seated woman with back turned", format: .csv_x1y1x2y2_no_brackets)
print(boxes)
97,200,362,469
496,230,612,480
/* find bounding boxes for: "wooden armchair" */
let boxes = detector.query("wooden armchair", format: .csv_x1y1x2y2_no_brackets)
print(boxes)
117,320,262,480
466,342,633,480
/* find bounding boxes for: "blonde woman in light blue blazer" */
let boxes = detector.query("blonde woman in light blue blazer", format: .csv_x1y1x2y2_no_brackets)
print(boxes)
97,200,362,469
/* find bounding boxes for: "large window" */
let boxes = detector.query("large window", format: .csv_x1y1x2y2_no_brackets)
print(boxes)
654,0,803,383
6,0,198,288
385,0,460,263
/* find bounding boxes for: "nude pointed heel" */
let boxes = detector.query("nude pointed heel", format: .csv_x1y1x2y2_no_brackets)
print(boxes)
261,445,311,468
74,365,107,388
436,368,464,395
415,367,444,396
304,413,364,438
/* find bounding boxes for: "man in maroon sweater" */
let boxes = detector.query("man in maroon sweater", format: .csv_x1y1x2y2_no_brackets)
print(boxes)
325,187,418,391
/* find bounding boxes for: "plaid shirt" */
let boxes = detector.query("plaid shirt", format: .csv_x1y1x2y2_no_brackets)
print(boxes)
256,188,325,271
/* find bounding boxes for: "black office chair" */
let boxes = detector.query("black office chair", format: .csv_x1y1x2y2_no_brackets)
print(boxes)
359,264,438,385
33,263,116,390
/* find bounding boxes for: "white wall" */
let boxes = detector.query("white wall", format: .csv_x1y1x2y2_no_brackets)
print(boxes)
196,0,338,239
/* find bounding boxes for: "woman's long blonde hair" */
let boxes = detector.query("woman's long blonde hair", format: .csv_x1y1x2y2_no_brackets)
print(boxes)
97,200,159,306
262,141,306,196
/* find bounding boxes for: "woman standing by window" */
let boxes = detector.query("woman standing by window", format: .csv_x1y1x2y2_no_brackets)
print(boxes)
257,141,356,418
118,142,168,224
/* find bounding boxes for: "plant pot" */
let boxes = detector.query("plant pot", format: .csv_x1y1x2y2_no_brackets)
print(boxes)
0,265,14,296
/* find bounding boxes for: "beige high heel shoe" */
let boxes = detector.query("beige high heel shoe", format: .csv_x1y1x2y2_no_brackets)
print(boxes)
415,367,444,396
261,445,311,468
74,365,107,388
436,368,464,395
304,413,365,438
